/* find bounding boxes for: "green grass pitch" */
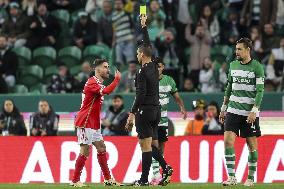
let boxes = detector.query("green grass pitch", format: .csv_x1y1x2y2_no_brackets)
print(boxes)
0,183,284,189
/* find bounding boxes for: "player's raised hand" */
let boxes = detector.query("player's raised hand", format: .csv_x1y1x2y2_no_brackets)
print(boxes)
140,14,147,28
114,70,121,80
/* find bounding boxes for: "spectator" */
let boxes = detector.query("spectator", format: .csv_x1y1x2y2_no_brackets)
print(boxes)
266,38,284,89
249,26,263,55
202,101,223,135
199,57,219,93
0,34,18,88
97,0,113,47
50,0,84,12
101,95,129,136
184,99,206,135
26,1,61,49
180,77,198,92
116,60,136,93
261,23,280,54
30,100,59,136
73,11,98,49
185,22,212,87
85,0,104,23
0,99,27,136
175,0,192,77
76,61,91,85
0,0,8,28
2,2,30,47
155,27,179,68
264,79,277,92
219,62,228,91
241,0,277,27
221,10,246,46
22,0,37,17
47,62,78,93
276,0,284,27
199,5,220,44
227,0,244,13
76,61,91,91
148,0,166,42
112,0,135,67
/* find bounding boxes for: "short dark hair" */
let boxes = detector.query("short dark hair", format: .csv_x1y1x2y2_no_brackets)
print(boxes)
138,45,152,57
92,59,108,68
113,95,123,100
236,38,253,50
153,56,164,65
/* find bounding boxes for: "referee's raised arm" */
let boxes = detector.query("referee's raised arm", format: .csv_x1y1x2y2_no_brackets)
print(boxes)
140,15,151,48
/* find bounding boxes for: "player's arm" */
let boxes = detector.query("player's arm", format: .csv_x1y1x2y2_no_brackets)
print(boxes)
130,70,146,114
222,65,232,109
252,63,265,112
219,64,232,123
172,92,187,120
140,14,151,48
101,70,121,95
247,63,264,123
170,78,187,119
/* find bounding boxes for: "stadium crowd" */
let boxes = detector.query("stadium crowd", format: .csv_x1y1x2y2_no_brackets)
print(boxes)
0,97,223,136
0,0,283,94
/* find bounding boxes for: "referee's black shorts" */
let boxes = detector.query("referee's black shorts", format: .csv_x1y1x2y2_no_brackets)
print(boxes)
135,105,160,140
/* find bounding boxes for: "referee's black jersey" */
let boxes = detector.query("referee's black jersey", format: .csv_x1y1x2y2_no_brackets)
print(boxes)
131,26,160,114
131,61,159,114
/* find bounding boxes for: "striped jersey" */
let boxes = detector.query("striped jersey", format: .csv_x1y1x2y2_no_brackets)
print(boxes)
112,11,134,43
224,59,264,117
159,75,178,127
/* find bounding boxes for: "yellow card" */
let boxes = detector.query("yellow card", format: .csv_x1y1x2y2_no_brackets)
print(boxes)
140,5,146,15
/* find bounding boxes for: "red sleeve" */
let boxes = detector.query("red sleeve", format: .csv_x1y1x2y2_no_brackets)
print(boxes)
84,78,102,94
101,77,120,95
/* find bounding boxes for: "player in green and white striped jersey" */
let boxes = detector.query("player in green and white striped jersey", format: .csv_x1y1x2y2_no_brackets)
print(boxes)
219,38,264,187
150,57,187,185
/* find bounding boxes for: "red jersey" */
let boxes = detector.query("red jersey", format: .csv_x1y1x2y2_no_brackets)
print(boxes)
74,76,105,130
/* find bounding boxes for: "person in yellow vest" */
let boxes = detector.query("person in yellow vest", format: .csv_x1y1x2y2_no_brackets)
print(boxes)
184,99,206,135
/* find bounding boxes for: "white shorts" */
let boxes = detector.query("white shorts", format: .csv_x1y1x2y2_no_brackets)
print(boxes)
77,128,103,145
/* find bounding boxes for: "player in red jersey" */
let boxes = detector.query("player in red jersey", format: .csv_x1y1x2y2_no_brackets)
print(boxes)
71,59,122,187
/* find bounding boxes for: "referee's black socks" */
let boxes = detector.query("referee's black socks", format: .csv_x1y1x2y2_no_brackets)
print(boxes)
140,151,152,183
151,145,167,170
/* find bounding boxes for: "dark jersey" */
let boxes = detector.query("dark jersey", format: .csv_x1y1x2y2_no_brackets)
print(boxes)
131,26,160,113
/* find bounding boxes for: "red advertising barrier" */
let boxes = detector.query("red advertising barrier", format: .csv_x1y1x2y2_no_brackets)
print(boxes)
0,136,284,183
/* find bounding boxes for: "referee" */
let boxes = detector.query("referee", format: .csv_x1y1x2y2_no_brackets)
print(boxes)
125,14,173,186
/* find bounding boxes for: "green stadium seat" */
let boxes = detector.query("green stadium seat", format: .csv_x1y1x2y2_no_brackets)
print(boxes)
70,9,84,26
12,47,32,68
19,65,43,87
70,65,82,75
44,65,58,83
51,9,71,49
29,83,47,94
83,45,110,62
33,46,56,69
58,46,82,67
13,84,28,93
210,45,233,64
51,9,70,24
